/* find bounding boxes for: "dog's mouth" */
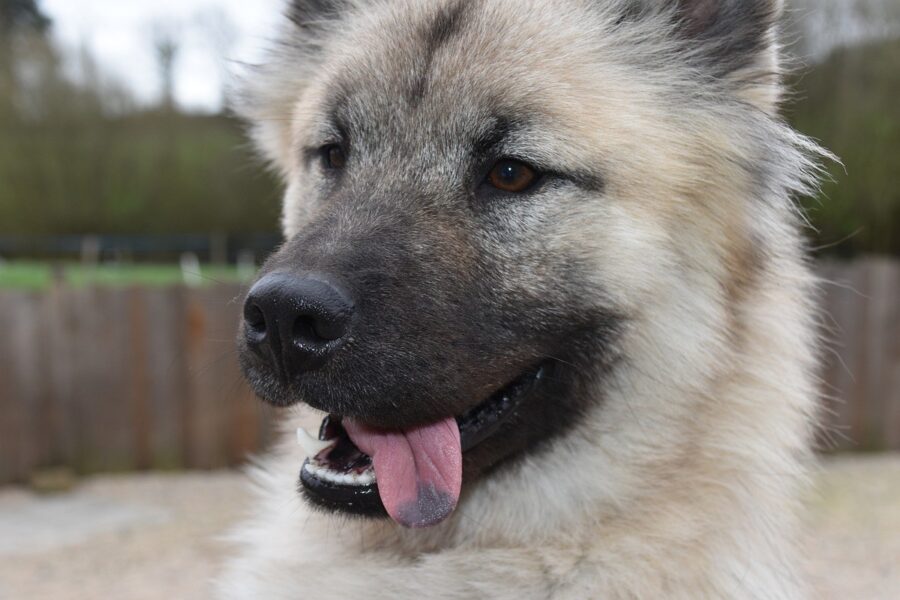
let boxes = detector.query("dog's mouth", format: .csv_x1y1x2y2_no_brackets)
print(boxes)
298,363,547,528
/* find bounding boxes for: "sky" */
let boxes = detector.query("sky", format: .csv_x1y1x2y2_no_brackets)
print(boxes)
40,0,285,112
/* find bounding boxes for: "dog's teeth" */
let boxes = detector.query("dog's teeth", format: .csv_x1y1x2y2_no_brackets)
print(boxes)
297,428,335,457
305,463,376,487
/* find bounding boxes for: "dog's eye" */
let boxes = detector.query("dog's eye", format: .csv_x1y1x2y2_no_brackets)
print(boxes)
321,145,347,170
487,159,538,193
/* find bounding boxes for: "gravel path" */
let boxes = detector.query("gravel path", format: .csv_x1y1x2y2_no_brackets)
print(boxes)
0,456,897,599
804,455,900,599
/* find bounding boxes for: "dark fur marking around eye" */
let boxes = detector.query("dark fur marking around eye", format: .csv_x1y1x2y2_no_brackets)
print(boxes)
471,117,518,161
315,87,353,144
467,116,607,196
407,0,473,105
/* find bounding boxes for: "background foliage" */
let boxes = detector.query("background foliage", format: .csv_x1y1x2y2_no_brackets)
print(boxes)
0,0,897,256
788,38,900,256
0,0,281,240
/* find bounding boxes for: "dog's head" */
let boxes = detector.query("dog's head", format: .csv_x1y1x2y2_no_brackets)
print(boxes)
235,0,820,529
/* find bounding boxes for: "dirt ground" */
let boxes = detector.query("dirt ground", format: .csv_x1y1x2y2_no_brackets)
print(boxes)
0,455,897,600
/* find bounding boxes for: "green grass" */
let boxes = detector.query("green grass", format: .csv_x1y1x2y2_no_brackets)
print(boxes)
0,261,53,289
0,261,252,290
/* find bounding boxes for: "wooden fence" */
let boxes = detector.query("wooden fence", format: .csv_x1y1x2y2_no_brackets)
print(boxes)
0,258,897,485
0,283,276,484
818,258,900,451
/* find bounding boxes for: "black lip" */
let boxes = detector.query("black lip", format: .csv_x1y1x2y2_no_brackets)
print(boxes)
299,464,386,516
297,363,547,514
458,363,545,452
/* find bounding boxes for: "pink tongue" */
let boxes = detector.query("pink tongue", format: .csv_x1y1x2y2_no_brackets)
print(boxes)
343,417,462,528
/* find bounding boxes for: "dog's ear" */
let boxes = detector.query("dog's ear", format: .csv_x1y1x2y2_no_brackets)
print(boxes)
231,1,356,175
672,0,783,110
672,0,781,67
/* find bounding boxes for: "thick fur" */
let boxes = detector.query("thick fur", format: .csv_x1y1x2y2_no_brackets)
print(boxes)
219,0,827,598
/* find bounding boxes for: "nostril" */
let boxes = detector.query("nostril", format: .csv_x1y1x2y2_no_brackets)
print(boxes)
312,317,348,342
291,314,347,346
292,315,320,347
244,303,267,336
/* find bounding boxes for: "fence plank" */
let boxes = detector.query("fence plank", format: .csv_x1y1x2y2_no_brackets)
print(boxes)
143,287,189,469
816,260,842,450
183,285,248,470
875,261,900,449
128,287,152,470
0,292,43,482
823,262,868,450
74,287,138,472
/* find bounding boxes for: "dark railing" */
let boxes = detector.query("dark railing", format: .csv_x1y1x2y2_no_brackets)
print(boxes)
0,233,281,263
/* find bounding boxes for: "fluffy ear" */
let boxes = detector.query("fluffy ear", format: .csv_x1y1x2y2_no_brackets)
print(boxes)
231,1,354,172
671,0,784,111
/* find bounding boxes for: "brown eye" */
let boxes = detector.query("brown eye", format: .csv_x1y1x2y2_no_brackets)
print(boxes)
322,145,346,170
487,159,538,193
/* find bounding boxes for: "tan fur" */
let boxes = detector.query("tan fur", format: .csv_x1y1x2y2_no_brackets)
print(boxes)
218,1,826,597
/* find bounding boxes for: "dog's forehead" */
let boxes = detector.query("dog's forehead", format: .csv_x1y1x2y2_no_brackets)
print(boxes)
318,0,588,148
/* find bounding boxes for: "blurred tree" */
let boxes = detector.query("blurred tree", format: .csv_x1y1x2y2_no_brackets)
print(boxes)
0,0,50,34
153,26,180,112
0,11,281,241
0,0,49,94
0,0,51,121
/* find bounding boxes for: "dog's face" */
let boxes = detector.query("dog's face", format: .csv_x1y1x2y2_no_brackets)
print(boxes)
237,0,802,528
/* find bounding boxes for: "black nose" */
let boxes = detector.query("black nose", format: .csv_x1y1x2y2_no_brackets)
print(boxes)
243,273,354,374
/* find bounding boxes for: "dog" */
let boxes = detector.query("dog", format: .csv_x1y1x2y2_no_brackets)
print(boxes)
218,0,827,597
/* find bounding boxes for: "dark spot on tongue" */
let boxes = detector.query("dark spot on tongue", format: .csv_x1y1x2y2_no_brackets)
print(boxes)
396,483,457,529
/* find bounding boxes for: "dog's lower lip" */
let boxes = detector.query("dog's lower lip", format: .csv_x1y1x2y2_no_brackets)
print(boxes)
297,363,547,513
457,363,546,452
